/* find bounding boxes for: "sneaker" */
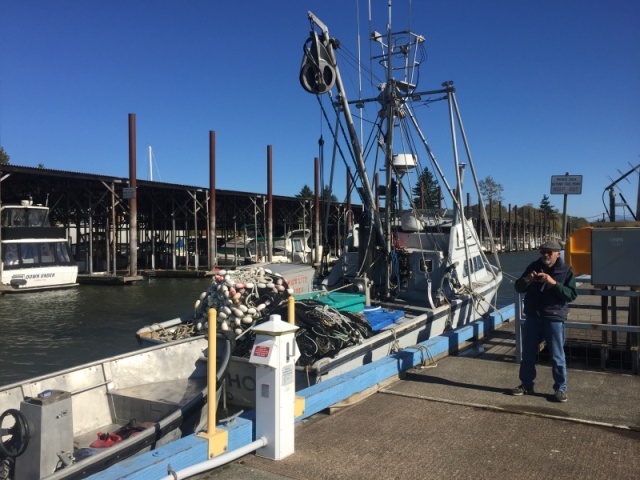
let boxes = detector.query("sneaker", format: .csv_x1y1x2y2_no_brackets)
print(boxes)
510,385,534,396
553,390,568,403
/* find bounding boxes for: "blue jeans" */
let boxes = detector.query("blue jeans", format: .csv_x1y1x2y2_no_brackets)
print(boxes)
519,315,567,392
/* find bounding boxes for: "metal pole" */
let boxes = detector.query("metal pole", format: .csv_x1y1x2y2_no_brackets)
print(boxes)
561,172,569,242
262,197,266,261
209,131,217,270
109,183,116,274
0,170,3,279
314,157,321,265
193,192,199,270
171,211,176,270
609,188,616,222
128,113,138,277
302,201,307,263
267,146,273,263
233,216,238,266
88,209,93,274
253,196,258,259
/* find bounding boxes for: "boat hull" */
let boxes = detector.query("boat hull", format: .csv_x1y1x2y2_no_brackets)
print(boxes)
0,265,78,293
0,335,231,480
136,273,501,408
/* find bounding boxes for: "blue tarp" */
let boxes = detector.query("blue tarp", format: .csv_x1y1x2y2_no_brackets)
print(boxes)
363,307,405,331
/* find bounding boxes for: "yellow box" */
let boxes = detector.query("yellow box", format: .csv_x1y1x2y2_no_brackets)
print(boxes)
565,226,591,275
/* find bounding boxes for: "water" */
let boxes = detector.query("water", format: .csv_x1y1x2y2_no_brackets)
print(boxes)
0,251,537,386
0,277,212,385
494,250,539,309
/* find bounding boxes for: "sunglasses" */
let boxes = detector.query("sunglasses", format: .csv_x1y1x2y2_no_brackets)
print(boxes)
540,250,556,255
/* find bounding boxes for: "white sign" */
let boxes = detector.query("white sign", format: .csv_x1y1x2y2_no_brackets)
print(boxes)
550,175,582,195
123,187,135,199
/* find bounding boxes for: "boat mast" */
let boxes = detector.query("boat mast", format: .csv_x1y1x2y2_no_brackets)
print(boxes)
148,145,153,181
305,12,388,259
383,4,395,296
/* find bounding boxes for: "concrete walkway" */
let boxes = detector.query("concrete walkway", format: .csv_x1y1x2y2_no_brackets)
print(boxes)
198,321,640,480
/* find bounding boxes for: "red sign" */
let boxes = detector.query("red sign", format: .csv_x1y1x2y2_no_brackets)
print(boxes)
253,345,270,357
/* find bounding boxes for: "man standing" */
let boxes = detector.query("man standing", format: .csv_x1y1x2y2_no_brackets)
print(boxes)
511,240,577,402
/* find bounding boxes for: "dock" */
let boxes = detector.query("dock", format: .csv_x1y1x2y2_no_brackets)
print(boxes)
76,269,212,285
91,295,639,480
76,273,144,285
201,320,640,480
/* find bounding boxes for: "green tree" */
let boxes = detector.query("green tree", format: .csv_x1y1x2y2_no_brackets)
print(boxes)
321,185,338,203
539,195,554,216
479,176,504,202
0,147,9,165
296,185,313,199
412,168,440,209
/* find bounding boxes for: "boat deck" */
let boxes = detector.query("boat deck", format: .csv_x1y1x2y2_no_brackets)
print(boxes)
75,378,206,449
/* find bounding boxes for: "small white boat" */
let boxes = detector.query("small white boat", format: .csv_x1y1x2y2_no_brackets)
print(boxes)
216,229,312,266
1,200,78,293
215,237,257,266
0,334,233,480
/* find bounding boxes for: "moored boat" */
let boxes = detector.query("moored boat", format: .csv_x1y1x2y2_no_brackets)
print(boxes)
0,334,233,480
1,199,78,293
137,5,503,409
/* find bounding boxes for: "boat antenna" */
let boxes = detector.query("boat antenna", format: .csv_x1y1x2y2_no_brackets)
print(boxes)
148,145,153,181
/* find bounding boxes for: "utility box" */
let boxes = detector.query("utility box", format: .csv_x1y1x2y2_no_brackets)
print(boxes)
591,225,640,287
16,390,73,480
249,315,300,460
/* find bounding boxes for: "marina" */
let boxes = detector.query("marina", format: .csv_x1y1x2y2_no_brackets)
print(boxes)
1,1,638,479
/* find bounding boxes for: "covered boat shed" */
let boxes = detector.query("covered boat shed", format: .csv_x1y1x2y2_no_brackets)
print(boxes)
0,164,359,274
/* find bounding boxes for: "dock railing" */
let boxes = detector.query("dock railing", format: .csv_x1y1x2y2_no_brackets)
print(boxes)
515,288,640,374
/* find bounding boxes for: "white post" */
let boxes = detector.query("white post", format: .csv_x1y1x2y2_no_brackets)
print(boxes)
249,314,300,460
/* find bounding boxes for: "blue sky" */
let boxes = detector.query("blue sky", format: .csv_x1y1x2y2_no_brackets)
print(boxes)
1,1,638,221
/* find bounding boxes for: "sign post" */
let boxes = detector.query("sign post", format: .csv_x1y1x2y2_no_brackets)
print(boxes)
550,174,583,242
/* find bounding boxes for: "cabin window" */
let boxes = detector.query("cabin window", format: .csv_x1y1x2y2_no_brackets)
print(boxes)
1,241,74,269
419,258,433,272
1,207,49,227
20,243,37,264
474,256,484,272
2,244,19,265
40,243,55,263
55,243,72,263
292,238,304,253
462,256,485,278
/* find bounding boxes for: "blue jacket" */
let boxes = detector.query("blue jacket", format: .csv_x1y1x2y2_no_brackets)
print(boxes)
515,257,577,321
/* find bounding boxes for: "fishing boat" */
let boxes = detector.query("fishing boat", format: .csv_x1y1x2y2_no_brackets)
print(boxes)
0,199,78,293
136,6,503,408
0,334,233,480
297,9,503,338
